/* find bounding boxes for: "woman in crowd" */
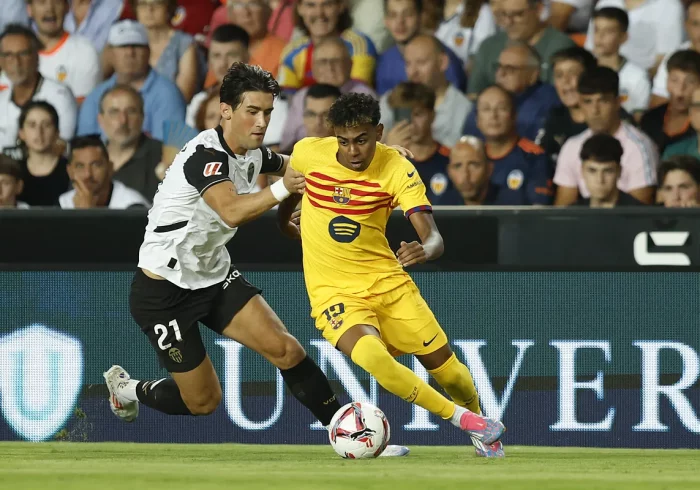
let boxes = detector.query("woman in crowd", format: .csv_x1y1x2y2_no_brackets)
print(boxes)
11,102,70,207
132,0,202,102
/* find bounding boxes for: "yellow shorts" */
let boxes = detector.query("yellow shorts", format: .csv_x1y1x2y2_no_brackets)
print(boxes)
313,281,448,356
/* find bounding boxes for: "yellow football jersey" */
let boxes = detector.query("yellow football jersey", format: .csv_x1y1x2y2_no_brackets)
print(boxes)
290,137,432,316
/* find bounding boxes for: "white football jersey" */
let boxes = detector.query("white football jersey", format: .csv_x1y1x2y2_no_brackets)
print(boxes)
138,126,284,290
39,32,101,101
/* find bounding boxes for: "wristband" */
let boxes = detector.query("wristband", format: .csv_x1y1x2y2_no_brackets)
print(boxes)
270,178,292,202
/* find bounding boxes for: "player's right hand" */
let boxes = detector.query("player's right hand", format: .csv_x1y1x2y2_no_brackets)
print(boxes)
283,167,306,194
281,210,302,240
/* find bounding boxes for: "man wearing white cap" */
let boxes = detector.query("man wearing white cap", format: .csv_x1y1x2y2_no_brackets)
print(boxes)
77,20,186,141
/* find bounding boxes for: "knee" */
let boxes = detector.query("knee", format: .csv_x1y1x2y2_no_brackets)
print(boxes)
350,335,391,374
183,385,222,416
268,334,306,370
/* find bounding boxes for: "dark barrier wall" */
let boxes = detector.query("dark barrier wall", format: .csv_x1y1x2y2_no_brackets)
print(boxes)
1,270,699,447
0,209,699,448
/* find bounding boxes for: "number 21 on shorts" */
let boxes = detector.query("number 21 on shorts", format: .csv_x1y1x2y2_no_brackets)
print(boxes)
154,319,182,350
322,303,345,329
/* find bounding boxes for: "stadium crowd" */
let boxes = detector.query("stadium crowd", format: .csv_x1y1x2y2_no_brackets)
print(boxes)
1,0,700,210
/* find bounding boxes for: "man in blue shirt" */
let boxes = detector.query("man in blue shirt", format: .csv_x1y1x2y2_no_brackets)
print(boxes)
473,84,554,205
463,42,559,142
77,20,186,141
377,0,466,95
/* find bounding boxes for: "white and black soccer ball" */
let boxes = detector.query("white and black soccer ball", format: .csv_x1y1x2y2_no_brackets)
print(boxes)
328,402,390,459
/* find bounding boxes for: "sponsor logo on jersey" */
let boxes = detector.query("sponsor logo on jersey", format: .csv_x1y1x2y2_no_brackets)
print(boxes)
222,269,242,289
507,169,524,190
430,173,448,196
328,216,361,243
333,186,351,205
203,162,223,177
405,181,422,190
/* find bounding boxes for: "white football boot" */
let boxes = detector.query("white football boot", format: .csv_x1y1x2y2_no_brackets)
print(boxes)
379,445,411,457
103,365,139,422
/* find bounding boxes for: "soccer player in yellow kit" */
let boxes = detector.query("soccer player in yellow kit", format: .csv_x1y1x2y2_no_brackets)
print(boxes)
278,93,505,458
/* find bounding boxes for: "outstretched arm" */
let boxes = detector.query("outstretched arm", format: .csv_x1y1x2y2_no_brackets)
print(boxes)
397,211,444,267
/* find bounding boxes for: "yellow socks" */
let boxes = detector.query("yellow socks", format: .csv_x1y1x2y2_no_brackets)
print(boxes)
350,335,455,419
428,353,481,414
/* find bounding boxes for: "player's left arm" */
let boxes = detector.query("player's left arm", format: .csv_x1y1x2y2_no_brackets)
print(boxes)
397,212,444,267
260,145,291,177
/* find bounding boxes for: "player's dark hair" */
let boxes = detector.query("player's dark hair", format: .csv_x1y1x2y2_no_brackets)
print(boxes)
383,0,423,14
388,82,436,111
580,133,623,165
551,46,598,71
592,7,629,32
295,0,352,36
477,84,517,117
0,154,22,180
660,155,700,185
327,93,381,128
0,23,43,52
666,50,700,78
68,135,109,163
220,62,280,110
99,84,144,115
211,23,250,48
578,66,619,97
306,83,342,101
18,100,59,131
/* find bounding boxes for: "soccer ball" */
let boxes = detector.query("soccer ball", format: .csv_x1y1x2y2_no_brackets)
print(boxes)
328,402,390,459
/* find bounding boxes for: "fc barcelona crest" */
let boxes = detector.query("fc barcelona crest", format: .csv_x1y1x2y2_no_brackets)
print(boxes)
333,186,351,205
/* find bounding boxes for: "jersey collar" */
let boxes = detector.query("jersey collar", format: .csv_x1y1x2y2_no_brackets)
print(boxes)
215,125,237,159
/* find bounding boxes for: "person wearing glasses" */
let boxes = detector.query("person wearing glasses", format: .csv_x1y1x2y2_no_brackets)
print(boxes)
468,0,574,96
0,24,77,152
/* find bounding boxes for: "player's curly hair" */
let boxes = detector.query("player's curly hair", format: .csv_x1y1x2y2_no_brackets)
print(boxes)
220,62,280,110
326,93,381,128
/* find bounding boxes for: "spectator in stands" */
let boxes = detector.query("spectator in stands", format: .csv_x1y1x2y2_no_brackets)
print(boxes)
575,133,642,207
547,0,594,34
9,101,70,206
435,0,497,69
641,50,700,154
554,66,657,205
0,25,77,151
590,7,649,118
658,155,700,207
60,135,150,209
131,0,200,103
98,85,162,201
0,0,29,34
463,41,560,141
652,0,700,106
381,34,472,148
384,82,453,204
207,0,286,78
469,0,574,95
475,84,554,205
280,37,375,151
268,0,295,41
538,46,598,166
378,0,466,95
585,0,684,74
26,0,101,104
0,155,28,208
278,0,377,92
194,90,222,131
300,84,340,139
187,24,249,128
64,0,124,54
439,135,498,205
663,87,700,160
78,20,186,142
122,0,219,44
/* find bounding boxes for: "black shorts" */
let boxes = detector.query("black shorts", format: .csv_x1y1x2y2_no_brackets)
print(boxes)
129,267,262,372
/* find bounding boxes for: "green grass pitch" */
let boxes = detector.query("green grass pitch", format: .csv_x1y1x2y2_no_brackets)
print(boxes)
0,443,698,490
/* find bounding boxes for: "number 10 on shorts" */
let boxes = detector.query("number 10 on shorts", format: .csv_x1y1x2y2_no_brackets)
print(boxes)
154,319,182,350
